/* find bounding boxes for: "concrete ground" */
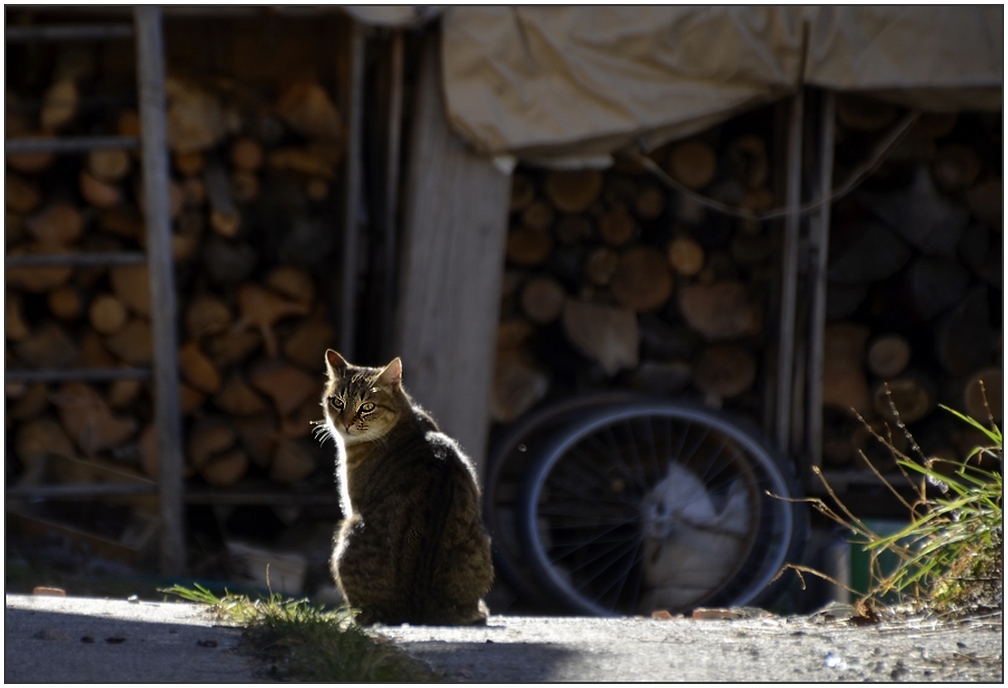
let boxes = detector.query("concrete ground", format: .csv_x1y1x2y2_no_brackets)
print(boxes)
5,593,1003,683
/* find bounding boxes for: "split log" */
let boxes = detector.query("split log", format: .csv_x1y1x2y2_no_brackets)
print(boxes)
231,136,264,172
87,148,131,183
230,171,260,203
107,378,144,409
201,450,249,488
214,373,270,416
665,140,717,190
269,439,317,484
204,156,240,237
104,319,153,366
283,308,337,370
866,334,912,380
931,144,981,193
676,281,761,341
15,323,77,368
15,417,76,473
629,360,693,397
901,255,970,321
47,285,82,321
667,236,705,277
506,227,553,266
729,235,774,265
597,205,636,246
964,177,1002,228
828,220,912,284
185,294,233,339
109,264,151,317
935,286,995,375
836,94,897,131
179,382,206,415
40,79,79,131
187,416,236,470
178,341,222,394
822,322,872,417
249,360,320,417
584,246,620,286
6,293,30,341
6,131,55,173
88,294,128,335
165,78,227,153
51,382,137,455
79,329,117,368
861,166,970,258
233,414,279,469
873,373,934,424
694,344,757,401
6,175,41,214
234,283,311,358
496,318,535,350
266,266,315,308
10,383,49,422
491,353,549,424
173,150,204,176
267,146,336,179
280,398,322,440
26,203,85,246
510,173,535,213
89,178,129,226
180,177,207,208
544,169,603,214
304,177,329,201
206,329,262,369
5,244,73,292
98,207,143,241
960,366,1003,423
634,184,666,221
275,81,343,141
611,247,674,312
825,282,868,320
521,200,555,232
520,276,566,324
562,299,639,376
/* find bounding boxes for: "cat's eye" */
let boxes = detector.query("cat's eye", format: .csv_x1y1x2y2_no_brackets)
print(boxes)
358,402,376,414
329,397,344,411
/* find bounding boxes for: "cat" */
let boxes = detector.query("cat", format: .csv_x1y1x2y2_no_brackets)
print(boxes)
638,462,750,613
317,349,494,625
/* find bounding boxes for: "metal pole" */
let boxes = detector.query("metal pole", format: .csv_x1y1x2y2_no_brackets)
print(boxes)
806,90,836,481
774,90,804,455
133,5,186,575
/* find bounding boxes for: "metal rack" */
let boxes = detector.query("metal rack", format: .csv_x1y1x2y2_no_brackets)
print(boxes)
5,7,185,574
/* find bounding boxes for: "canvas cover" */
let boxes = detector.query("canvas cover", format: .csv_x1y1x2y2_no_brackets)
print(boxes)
438,6,1003,159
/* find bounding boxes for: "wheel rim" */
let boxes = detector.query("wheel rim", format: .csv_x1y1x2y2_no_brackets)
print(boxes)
520,403,799,617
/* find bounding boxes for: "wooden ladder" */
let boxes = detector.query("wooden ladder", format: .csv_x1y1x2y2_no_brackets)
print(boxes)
5,7,186,574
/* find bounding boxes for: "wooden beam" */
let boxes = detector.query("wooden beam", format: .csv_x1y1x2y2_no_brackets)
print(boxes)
134,6,186,576
806,90,836,483
396,31,511,480
774,90,804,455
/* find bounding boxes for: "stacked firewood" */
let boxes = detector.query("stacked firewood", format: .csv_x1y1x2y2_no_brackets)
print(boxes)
492,116,779,428
6,65,345,493
821,99,1002,471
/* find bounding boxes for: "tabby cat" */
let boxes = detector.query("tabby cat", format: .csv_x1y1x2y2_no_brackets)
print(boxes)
317,349,494,625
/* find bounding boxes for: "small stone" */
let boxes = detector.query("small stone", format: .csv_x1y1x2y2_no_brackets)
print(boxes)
32,586,66,597
692,608,736,620
651,610,674,620
128,594,140,603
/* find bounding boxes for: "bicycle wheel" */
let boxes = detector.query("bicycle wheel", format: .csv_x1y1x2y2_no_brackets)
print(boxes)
518,401,808,617
483,392,641,607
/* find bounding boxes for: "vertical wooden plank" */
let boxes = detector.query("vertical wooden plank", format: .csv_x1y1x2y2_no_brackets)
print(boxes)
378,30,405,363
774,90,804,455
340,22,366,360
396,31,511,479
133,6,186,575
805,90,836,482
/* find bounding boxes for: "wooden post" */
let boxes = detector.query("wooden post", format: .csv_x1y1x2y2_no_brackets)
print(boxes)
340,22,366,359
134,6,186,575
378,30,405,363
774,90,804,455
806,90,836,482
395,31,511,480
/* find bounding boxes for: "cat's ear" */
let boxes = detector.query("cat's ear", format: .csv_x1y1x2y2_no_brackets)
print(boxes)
377,357,402,390
325,349,348,378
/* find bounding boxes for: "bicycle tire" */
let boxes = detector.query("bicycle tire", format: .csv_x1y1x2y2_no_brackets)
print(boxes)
517,400,808,617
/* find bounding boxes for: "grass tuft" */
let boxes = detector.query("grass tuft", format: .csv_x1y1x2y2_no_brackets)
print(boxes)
161,583,438,682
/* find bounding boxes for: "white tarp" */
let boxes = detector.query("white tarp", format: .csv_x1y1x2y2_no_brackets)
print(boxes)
439,6,1003,158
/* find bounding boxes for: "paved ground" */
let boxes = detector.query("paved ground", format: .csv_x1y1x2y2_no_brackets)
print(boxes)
5,593,1003,683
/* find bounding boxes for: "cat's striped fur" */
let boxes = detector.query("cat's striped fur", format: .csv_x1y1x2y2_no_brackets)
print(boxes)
318,349,493,625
